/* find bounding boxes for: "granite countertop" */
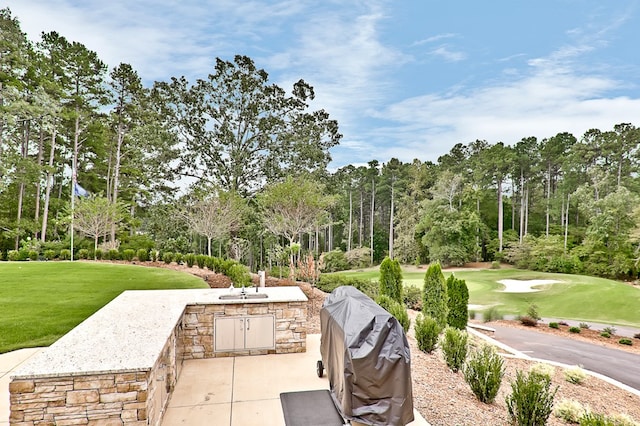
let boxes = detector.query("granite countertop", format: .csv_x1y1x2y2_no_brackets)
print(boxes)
11,286,307,379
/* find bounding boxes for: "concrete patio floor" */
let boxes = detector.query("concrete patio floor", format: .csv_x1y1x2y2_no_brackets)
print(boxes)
1,335,429,426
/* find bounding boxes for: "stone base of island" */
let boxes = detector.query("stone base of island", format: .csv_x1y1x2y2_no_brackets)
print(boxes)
9,286,308,426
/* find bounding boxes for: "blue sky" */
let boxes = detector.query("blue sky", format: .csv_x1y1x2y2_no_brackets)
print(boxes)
8,0,640,169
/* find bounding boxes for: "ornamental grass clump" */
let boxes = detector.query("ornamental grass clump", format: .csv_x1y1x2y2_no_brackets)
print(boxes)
463,344,504,403
564,365,587,385
553,398,587,423
506,370,558,426
441,326,468,372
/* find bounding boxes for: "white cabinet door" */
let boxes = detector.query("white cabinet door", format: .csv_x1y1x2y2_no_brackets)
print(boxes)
214,317,245,352
245,315,275,350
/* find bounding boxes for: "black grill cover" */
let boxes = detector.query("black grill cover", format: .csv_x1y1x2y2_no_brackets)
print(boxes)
320,286,414,426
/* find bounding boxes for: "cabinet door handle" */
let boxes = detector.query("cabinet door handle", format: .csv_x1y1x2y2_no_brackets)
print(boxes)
239,318,244,330
247,318,250,330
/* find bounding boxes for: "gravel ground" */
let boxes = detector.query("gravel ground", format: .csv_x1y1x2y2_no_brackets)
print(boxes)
141,262,640,425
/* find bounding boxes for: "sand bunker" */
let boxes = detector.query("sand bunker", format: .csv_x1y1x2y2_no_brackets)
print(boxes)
497,279,562,293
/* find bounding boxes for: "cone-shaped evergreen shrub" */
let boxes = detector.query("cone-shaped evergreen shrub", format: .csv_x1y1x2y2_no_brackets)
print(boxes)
446,274,469,329
422,262,448,327
379,256,403,304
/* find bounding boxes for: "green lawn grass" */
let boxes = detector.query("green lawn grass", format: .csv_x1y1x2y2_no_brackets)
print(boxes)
0,262,207,353
332,267,640,327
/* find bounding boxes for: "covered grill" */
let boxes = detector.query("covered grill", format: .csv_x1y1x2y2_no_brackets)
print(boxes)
318,286,414,426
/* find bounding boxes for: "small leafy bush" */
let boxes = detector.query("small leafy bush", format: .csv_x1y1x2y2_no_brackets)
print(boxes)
608,413,639,426
549,322,559,329
184,253,196,267
602,326,616,335
44,249,57,260
469,310,476,320
136,248,149,262
569,326,581,334
414,314,441,354
441,327,468,372
376,295,410,332
162,252,174,264
483,306,502,323
553,398,586,423
317,274,376,298
205,255,215,270
506,370,558,426
195,254,208,269
7,250,24,261
403,285,422,311
634,333,640,340
527,304,541,321
490,260,501,269
319,249,350,272
174,253,184,264
559,320,569,326
59,249,71,260
227,263,251,287
29,250,39,260
122,249,136,261
619,338,633,346
600,332,611,338
108,249,120,260
77,249,89,260
564,366,587,384
95,249,103,260
579,322,590,329
463,344,504,403
519,316,538,327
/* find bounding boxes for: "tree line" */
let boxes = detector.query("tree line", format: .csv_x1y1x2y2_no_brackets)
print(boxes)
2,8,640,279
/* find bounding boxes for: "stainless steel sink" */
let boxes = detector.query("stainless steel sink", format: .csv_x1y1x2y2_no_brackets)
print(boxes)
218,293,269,300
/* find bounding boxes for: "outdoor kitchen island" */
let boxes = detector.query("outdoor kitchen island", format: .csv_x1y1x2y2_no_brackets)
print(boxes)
9,286,308,426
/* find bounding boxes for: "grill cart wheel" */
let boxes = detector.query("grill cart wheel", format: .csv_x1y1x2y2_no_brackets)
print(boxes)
316,360,324,378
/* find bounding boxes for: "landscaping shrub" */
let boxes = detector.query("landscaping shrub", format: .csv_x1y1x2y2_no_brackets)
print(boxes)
468,310,476,320
403,285,422,310
446,274,469,330
28,250,39,260
564,366,587,384
319,249,349,272
44,249,57,260
602,326,616,335
559,320,569,326
529,363,555,379
441,327,468,372
519,316,538,327
184,253,196,267
463,344,504,404
226,263,251,288
162,252,174,264
600,332,611,338
376,295,410,332
619,338,633,346
136,249,149,262
490,260,501,269
195,254,207,269
379,256,403,304
483,306,503,323
345,247,371,269
414,314,441,353
634,333,640,340
59,249,71,260
95,249,103,260
549,322,559,329
317,274,376,298
7,250,25,261
579,322,590,329
122,249,135,262
579,412,616,426
569,326,581,333
553,398,586,423
205,256,215,270
607,413,639,426
506,370,558,426
174,253,184,264
422,262,448,327
108,249,120,260
77,249,89,260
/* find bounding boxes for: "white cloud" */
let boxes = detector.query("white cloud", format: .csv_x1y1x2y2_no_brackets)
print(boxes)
428,46,466,62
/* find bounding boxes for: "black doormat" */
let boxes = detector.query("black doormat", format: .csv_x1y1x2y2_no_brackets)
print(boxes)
280,389,346,426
